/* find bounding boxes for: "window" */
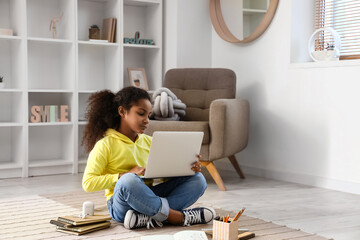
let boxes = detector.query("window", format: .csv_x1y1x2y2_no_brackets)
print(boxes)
315,0,360,60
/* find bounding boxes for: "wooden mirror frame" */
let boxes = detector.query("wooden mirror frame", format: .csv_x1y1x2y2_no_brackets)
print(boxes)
210,0,279,43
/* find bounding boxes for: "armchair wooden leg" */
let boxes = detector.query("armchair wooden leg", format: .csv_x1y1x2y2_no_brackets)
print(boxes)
228,155,245,179
200,161,227,191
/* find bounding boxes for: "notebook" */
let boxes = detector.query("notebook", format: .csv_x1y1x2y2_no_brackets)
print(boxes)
56,215,111,226
56,221,111,235
142,131,204,179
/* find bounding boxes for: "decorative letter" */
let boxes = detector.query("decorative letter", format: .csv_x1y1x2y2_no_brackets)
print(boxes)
41,106,51,122
60,105,69,122
30,105,41,123
135,31,140,44
50,105,56,122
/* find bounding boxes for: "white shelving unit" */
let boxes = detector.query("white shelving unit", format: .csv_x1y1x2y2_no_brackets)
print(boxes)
242,0,269,39
0,0,163,178
123,0,162,90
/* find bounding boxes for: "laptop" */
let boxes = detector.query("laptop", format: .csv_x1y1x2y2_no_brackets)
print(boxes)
142,131,204,179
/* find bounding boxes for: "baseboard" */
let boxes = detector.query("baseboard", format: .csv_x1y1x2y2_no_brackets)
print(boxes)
216,162,360,195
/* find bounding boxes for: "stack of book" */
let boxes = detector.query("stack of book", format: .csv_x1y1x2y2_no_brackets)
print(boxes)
101,17,117,43
50,215,111,236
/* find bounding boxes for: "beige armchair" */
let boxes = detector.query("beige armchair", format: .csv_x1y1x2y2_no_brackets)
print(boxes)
145,68,249,191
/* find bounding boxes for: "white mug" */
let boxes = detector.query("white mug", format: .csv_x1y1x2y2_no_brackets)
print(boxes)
82,201,94,218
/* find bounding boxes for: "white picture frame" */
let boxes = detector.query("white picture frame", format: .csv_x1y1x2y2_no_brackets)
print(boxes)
128,67,149,90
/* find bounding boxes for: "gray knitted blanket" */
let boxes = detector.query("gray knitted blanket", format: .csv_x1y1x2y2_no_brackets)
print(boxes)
152,88,186,121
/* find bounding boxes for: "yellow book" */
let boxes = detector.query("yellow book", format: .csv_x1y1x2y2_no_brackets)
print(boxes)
56,221,111,235
57,215,111,226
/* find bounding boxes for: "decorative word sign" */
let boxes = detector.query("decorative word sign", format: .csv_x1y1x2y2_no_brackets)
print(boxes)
124,31,154,45
30,105,69,123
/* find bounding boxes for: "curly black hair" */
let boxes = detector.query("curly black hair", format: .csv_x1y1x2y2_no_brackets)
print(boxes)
82,86,151,153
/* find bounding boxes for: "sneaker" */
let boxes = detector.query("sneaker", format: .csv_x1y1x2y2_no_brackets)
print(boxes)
123,209,163,229
182,207,216,226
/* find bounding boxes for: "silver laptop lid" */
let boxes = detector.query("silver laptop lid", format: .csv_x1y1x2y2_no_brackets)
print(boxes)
143,131,204,179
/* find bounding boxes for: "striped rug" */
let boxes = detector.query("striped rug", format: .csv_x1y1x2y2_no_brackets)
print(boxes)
0,190,332,240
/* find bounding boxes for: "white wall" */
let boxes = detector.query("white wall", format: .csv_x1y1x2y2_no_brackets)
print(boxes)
163,0,212,72
165,0,360,195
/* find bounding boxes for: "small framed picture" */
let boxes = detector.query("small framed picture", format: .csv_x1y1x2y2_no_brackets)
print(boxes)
128,67,149,90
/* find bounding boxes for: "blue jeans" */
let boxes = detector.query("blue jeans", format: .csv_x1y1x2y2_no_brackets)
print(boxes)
107,173,207,223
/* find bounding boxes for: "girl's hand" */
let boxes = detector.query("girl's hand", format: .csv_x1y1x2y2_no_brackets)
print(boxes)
191,155,202,173
128,166,146,176
118,166,145,179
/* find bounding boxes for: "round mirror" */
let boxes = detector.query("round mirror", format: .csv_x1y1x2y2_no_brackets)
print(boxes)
210,0,279,43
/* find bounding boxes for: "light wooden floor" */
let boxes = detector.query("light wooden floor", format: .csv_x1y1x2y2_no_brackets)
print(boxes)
1,170,359,240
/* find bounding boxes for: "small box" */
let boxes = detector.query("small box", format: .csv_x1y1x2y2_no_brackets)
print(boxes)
0,28,13,36
212,219,238,240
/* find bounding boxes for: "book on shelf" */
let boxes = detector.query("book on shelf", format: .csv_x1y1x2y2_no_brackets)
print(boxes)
102,18,117,43
110,18,117,43
141,230,208,240
56,214,111,226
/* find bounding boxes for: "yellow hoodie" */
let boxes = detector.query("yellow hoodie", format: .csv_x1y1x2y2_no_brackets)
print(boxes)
82,128,152,200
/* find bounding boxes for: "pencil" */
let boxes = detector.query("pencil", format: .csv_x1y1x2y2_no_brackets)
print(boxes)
233,208,246,222
232,210,241,222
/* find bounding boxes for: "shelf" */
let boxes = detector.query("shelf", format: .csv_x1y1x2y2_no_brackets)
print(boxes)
28,92,73,124
0,35,22,40
0,38,24,89
78,44,121,91
0,126,24,173
0,123,23,127
78,121,87,125
124,46,162,90
28,37,73,44
243,0,268,10
79,93,91,121
243,8,267,14
78,90,98,93
0,0,24,37
29,122,73,127
28,41,75,90
29,159,73,168
77,0,120,42
123,0,162,90
0,92,24,123
29,125,73,167
78,124,88,164
124,43,160,49
28,89,73,93
27,0,75,40
124,0,160,7
0,89,23,92
0,162,22,169
78,40,118,47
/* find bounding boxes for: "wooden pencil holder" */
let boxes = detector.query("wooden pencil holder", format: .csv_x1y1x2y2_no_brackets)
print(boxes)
212,219,238,240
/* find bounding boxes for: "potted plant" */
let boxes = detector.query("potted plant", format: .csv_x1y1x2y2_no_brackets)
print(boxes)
0,76,4,89
89,25,100,40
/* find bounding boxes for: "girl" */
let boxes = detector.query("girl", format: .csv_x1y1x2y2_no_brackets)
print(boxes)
82,86,215,229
